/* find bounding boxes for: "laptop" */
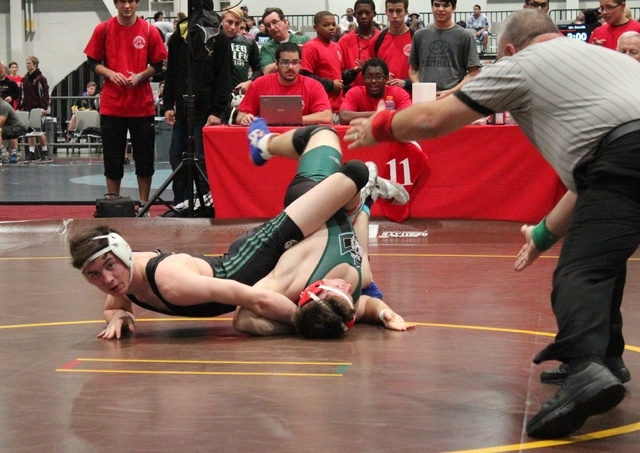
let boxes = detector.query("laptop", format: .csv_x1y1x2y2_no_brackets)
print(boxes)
260,95,303,126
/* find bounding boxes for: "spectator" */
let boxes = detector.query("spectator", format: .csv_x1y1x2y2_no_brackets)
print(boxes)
154,81,164,116
84,0,168,211
0,98,26,165
259,8,310,74
340,7,356,31
300,11,345,115
339,58,411,124
255,20,271,44
153,11,174,42
589,0,640,49
374,0,413,91
523,0,550,14
236,42,332,126
408,0,480,98
617,30,640,62
20,55,51,162
0,61,20,112
221,7,261,95
407,12,424,32
466,4,490,54
240,5,249,19
67,81,100,141
7,62,22,88
163,11,232,213
245,16,260,37
339,0,381,90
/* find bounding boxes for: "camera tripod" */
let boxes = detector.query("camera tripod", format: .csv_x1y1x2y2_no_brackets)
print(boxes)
136,0,219,218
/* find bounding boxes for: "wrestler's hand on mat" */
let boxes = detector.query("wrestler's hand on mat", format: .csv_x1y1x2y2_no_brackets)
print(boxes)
514,224,542,272
98,310,135,340
380,309,416,331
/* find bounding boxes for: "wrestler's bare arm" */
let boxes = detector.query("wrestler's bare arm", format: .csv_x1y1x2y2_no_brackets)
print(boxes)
356,295,416,331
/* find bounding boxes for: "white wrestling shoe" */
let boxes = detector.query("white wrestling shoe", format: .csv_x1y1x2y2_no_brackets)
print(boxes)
363,161,410,205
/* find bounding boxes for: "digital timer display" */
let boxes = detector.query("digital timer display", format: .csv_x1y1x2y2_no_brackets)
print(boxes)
558,24,592,43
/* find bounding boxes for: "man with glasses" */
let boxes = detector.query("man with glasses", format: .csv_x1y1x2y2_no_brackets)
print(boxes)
339,58,411,125
236,42,332,126
589,0,640,50
524,0,550,14
259,7,310,75
408,0,480,98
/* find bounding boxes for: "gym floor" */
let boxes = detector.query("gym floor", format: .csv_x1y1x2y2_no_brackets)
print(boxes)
1,217,639,452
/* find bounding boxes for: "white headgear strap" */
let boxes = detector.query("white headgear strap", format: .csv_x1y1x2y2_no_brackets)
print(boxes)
80,233,134,282
317,285,354,309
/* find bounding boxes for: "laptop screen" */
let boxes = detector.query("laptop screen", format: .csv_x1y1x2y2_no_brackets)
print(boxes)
260,95,304,126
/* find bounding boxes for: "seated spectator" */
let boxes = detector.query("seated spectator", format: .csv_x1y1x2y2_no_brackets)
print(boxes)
589,0,640,49
67,81,100,141
617,30,640,62
236,42,332,126
300,11,344,115
0,98,25,164
259,8,310,74
466,4,489,54
338,58,411,125
255,20,271,44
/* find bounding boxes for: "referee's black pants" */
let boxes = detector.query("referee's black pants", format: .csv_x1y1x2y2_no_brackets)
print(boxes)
534,129,640,365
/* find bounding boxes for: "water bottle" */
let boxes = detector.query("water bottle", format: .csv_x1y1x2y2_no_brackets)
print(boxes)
384,96,396,111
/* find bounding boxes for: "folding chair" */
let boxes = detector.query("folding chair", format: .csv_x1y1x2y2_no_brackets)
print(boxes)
69,110,102,155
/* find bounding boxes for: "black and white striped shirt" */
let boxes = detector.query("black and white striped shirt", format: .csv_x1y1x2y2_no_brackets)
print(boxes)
457,37,640,190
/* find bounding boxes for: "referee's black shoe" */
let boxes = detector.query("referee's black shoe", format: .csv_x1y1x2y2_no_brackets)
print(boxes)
540,357,631,384
527,362,625,439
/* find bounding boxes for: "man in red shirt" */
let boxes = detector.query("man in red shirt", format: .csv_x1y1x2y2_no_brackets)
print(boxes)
84,0,167,210
589,0,640,50
339,58,411,124
339,0,381,90
236,42,332,126
300,11,344,114
374,0,413,92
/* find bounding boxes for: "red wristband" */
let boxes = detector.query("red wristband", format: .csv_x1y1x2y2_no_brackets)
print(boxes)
371,109,397,143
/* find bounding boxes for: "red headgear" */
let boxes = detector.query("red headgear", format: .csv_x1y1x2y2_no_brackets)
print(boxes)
298,280,356,331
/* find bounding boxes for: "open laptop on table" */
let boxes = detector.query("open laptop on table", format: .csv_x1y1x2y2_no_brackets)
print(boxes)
260,95,303,126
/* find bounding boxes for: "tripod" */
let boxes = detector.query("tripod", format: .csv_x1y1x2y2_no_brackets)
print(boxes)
136,0,217,218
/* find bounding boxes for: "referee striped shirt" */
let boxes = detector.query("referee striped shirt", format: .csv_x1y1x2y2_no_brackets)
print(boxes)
456,37,640,191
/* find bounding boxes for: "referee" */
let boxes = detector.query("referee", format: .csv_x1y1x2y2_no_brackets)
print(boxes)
346,9,640,440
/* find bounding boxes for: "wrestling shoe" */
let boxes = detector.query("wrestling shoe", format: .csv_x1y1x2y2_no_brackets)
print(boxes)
361,161,378,202
247,117,272,166
527,362,625,439
541,357,631,385
10,152,18,164
374,176,410,205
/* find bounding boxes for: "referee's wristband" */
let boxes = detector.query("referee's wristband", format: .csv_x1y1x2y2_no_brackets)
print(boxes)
530,217,560,252
371,109,397,143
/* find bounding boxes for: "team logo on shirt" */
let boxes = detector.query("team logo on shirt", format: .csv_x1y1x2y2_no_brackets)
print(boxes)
133,36,147,50
403,43,412,56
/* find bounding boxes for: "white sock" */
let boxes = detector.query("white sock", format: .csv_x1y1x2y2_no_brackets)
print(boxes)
257,134,275,161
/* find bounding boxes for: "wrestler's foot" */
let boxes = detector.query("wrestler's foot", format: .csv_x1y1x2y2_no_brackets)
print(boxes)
361,161,378,201
374,177,410,205
527,362,625,439
247,117,272,166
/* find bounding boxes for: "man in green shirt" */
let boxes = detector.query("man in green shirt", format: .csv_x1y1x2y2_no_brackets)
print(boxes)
259,7,310,74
